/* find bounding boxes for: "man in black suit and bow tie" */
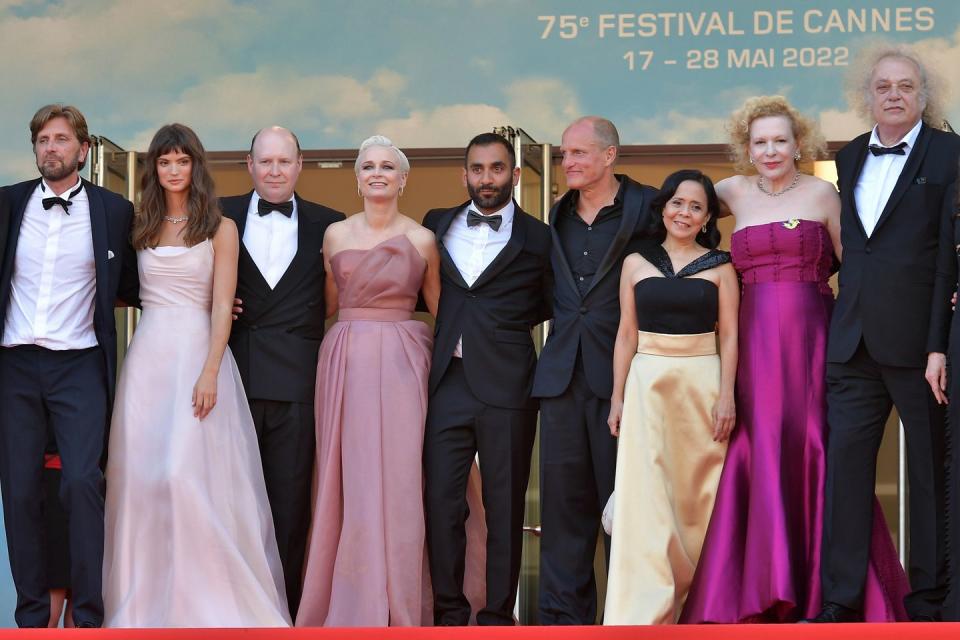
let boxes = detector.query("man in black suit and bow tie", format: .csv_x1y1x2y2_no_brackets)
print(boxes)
423,132,552,625
535,116,658,625
0,104,139,627
221,126,344,619
810,46,960,623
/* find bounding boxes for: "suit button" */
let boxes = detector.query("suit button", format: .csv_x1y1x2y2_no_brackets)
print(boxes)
865,247,872,254
579,306,587,314
467,293,476,298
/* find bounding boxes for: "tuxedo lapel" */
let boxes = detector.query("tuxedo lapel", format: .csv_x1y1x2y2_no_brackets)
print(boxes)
548,195,579,296
872,123,930,235
470,201,527,290
229,192,272,294
433,204,470,289
585,179,641,295
84,181,111,321
0,180,40,320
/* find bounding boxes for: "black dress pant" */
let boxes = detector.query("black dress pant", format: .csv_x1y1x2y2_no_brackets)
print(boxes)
249,398,315,620
424,359,537,626
824,341,946,619
0,345,108,628
537,358,617,625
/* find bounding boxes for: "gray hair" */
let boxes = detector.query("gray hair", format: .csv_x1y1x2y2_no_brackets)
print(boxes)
846,41,947,127
354,134,410,174
569,116,620,151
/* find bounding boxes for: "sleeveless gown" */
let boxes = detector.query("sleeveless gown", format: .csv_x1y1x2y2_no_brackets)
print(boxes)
297,235,486,627
604,247,730,625
103,240,290,627
681,219,909,623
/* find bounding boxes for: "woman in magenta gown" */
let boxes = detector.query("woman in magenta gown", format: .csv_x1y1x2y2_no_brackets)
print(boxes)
680,96,909,623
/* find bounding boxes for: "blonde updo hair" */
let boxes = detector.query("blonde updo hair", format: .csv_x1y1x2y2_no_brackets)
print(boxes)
727,95,827,173
354,134,410,174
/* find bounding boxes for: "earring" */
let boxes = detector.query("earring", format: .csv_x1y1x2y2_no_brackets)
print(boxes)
399,185,405,197
357,185,362,197
748,156,755,165
701,225,708,233
794,151,801,161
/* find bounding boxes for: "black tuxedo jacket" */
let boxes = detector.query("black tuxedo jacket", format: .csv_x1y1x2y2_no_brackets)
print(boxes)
423,201,552,410
0,189,9,280
828,124,960,367
532,175,657,399
0,178,139,399
221,191,344,404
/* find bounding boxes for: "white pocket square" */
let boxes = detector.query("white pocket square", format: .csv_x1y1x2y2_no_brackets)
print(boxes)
107,250,115,260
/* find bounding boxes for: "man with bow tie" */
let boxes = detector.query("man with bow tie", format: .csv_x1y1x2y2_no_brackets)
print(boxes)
0,104,140,627
422,132,552,625
220,126,344,619
810,45,960,623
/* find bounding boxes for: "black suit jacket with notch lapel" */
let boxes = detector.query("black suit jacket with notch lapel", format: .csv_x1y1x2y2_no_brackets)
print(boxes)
221,191,345,404
423,200,553,410
0,188,9,284
828,123,960,367
531,174,658,399
0,178,140,401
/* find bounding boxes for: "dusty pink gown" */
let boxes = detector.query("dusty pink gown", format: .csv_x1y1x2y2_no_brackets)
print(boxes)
297,235,485,627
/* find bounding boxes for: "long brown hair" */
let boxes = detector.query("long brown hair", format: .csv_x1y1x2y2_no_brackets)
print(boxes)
134,123,221,249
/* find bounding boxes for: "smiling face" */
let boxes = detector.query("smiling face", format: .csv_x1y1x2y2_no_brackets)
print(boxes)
870,55,925,134
156,149,193,195
33,116,88,185
748,115,799,182
560,120,616,190
356,145,407,201
247,128,302,203
662,180,711,243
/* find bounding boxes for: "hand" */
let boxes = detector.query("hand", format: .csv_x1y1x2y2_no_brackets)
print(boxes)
607,400,623,437
952,290,957,312
925,352,948,405
712,393,736,442
232,297,243,321
192,370,218,420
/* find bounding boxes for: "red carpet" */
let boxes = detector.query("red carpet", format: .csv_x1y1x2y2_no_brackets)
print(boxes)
2,624,960,639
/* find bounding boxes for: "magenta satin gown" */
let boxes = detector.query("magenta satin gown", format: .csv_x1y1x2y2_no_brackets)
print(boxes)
680,219,909,623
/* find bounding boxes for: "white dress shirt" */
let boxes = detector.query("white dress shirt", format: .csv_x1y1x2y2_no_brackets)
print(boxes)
855,119,923,237
443,200,515,357
2,179,98,349
243,192,298,289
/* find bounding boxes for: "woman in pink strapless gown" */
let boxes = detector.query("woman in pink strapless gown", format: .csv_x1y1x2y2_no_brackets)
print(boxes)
297,136,485,627
680,97,908,623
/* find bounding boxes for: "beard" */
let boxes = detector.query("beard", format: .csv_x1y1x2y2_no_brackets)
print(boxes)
38,153,80,183
467,179,513,212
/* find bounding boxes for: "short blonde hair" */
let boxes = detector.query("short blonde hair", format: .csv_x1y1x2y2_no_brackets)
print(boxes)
354,134,410,174
727,95,826,173
845,41,946,128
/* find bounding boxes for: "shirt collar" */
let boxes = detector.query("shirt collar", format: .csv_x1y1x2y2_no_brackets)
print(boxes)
566,176,625,217
249,191,297,217
868,119,922,151
468,199,515,227
40,177,84,200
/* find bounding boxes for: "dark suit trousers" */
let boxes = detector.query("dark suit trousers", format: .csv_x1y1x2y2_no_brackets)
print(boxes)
249,399,315,620
0,346,107,628
424,359,537,626
824,342,946,618
538,355,616,625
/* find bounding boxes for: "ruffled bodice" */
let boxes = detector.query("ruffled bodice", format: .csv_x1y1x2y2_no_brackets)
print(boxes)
731,219,834,295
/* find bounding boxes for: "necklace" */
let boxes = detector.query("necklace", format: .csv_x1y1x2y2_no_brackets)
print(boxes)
757,172,801,197
163,214,189,224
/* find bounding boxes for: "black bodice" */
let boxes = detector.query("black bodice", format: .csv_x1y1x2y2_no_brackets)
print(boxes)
634,246,730,335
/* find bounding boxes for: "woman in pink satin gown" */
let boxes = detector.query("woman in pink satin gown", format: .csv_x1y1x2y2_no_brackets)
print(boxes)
297,136,485,627
103,124,289,627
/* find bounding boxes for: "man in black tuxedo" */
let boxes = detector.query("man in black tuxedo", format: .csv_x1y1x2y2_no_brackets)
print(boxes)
811,47,960,623
0,188,8,277
423,132,552,625
221,126,344,618
0,104,139,627
534,116,657,624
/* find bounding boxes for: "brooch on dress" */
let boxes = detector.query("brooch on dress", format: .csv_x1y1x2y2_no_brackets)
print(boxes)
782,218,800,230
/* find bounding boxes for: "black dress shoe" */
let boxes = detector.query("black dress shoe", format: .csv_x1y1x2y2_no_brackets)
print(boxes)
800,602,863,623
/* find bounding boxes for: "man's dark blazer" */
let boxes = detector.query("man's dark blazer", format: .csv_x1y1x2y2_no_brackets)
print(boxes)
531,175,657,400
828,123,960,367
423,201,552,410
221,191,344,404
0,189,9,282
0,178,139,399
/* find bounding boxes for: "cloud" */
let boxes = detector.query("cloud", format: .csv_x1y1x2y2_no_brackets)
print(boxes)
620,111,728,145
374,104,511,148
819,108,865,141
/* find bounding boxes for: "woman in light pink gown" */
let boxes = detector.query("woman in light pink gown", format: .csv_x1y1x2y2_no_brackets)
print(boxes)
103,124,289,627
297,136,485,627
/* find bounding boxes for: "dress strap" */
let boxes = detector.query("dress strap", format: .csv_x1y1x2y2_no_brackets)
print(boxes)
640,245,731,278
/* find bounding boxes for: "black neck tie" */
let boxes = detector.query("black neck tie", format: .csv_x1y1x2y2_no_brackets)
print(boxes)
41,184,83,213
868,141,907,157
467,209,502,232
257,199,294,217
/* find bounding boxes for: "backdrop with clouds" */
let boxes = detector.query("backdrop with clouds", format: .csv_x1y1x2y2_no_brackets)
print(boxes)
0,0,958,625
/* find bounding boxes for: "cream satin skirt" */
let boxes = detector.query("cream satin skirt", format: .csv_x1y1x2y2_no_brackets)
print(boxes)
604,331,728,625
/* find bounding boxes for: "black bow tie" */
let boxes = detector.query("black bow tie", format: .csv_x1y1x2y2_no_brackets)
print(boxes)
868,142,908,156
41,184,83,213
467,209,502,232
257,199,294,217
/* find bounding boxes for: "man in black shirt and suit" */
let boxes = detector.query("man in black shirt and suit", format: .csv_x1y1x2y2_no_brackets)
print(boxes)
810,46,960,623
534,116,657,625
221,126,344,619
423,132,552,625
